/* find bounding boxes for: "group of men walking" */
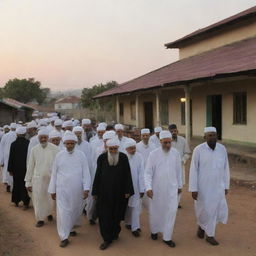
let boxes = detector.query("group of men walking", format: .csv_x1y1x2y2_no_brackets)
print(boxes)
0,114,230,250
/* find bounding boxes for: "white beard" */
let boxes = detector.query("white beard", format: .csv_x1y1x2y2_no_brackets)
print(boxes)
107,152,119,166
41,142,48,148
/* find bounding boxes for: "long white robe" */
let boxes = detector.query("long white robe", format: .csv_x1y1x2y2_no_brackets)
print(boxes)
27,135,39,163
149,134,161,148
48,149,91,240
189,142,230,237
136,141,156,168
145,147,182,241
125,152,145,231
117,136,129,153
76,141,92,171
0,131,16,185
25,143,59,221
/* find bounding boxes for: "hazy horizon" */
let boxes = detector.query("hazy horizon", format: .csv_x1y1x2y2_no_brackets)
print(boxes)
0,0,255,90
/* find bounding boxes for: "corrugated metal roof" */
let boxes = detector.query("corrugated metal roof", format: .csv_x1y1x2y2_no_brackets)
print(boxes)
95,37,256,98
165,5,256,48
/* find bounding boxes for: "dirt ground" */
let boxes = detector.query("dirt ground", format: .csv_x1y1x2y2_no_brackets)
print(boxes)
0,183,256,256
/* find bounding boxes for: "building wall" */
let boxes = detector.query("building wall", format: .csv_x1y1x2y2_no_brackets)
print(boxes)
55,103,75,110
179,22,256,59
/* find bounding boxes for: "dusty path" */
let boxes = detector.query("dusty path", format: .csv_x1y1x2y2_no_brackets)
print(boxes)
0,183,255,256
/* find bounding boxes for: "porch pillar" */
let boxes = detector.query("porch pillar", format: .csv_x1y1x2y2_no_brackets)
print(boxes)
116,95,120,123
156,91,160,127
184,85,191,144
135,94,139,128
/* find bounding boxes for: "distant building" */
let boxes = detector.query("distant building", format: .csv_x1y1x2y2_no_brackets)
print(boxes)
54,96,81,111
0,98,35,125
95,6,256,145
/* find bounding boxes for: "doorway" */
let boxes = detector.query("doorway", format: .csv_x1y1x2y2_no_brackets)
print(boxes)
144,102,153,131
206,95,222,139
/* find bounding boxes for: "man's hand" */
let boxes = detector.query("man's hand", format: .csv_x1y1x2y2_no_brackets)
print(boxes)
147,190,153,199
178,189,182,194
83,190,89,199
225,189,229,195
51,193,56,200
125,194,130,199
192,192,198,201
140,192,144,198
27,187,32,192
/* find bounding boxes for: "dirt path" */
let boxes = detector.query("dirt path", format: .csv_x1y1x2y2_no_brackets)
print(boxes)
0,183,256,256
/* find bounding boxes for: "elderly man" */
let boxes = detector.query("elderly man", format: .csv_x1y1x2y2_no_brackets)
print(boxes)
189,127,230,246
92,138,134,250
114,124,128,152
26,120,37,140
25,129,59,227
0,123,17,192
90,124,106,152
8,127,30,209
149,127,162,148
49,131,91,248
145,131,182,248
124,138,145,237
63,120,74,131
82,119,96,142
49,130,64,150
54,119,64,135
169,124,191,208
136,128,156,167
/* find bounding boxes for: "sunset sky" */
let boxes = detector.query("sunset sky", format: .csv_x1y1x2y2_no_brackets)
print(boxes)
0,0,254,90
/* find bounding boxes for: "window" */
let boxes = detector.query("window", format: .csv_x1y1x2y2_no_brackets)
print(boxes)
181,102,185,125
119,103,124,117
160,99,169,125
130,101,136,120
233,92,247,124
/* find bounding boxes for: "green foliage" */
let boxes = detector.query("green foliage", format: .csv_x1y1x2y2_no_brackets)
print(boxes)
81,81,117,110
2,78,50,104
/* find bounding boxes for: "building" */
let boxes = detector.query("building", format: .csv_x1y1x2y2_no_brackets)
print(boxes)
54,96,81,111
0,98,35,126
95,6,256,145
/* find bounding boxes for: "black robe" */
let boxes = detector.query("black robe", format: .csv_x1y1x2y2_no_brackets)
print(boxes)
92,152,134,242
8,137,30,205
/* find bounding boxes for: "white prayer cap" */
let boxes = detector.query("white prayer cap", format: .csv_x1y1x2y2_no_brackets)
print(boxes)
125,138,137,149
44,118,50,123
63,120,73,128
73,119,80,126
38,119,47,127
63,131,78,142
97,124,106,131
16,127,27,135
32,113,38,117
49,130,62,139
204,127,217,134
154,127,162,133
10,123,17,129
38,128,49,136
114,124,124,130
3,125,10,129
54,119,63,126
106,138,120,147
141,128,150,134
103,131,116,140
27,120,37,129
159,130,172,140
82,119,91,125
73,126,83,133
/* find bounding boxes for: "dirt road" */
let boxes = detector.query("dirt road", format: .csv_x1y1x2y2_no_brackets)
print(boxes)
0,183,255,256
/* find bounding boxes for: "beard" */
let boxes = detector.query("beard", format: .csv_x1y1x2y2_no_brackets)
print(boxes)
107,151,119,166
40,142,48,148
162,147,170,153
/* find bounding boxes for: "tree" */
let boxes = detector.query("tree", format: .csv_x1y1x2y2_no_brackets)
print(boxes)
2,78,50,104
81,81,117,110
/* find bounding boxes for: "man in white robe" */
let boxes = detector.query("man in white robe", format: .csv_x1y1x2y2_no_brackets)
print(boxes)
145,131,182,247
49,130,64,150
149,127,162,148
169,124,191,208
189,127,230,246
0,123,17,191
25,129,59,227
90,124,105,153
124,138,145,237
115,124,129,153
48,132,91,248
136,128,156,167
82,119,96,142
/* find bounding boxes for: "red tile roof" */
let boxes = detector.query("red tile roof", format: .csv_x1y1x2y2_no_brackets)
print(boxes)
55,96,81,104
165,6,256,48
95,37,256,98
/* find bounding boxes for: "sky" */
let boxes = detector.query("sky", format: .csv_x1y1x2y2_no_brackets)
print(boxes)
0,0,255,90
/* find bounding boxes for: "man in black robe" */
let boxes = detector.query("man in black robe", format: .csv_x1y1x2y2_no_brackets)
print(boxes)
8,127,30,209
92,138,134,250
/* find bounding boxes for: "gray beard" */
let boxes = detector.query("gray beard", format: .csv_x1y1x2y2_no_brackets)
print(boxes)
162,147,170,153
41,142,48,148
107,152,119,166
127,153,134,160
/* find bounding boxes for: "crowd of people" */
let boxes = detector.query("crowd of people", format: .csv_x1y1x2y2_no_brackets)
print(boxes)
0,113,230,250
